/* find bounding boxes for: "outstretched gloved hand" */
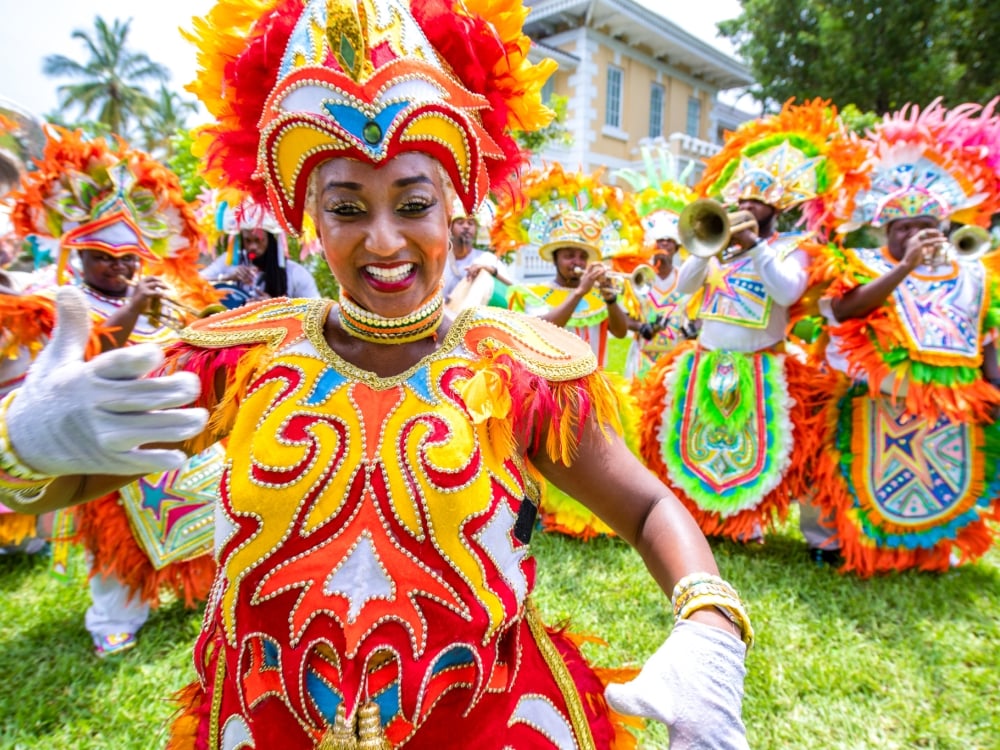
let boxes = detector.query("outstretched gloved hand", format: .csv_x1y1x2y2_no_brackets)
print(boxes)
6,285,208,477
605,619,749,750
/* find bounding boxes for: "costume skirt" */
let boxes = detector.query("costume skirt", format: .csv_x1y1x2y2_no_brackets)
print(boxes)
814,380,1000,575
636,342,832,541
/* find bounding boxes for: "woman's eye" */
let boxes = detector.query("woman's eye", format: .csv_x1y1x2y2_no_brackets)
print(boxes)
325,201,364,216
399,198,433,215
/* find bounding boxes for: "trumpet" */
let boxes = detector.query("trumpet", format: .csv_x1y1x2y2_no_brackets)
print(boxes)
678,199,760,263
918,225,992,267
124,276,226,329
573,263,656,294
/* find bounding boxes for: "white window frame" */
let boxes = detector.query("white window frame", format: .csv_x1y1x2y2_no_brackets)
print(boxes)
686,95,702,137
649,82,664,138
605,65,623,129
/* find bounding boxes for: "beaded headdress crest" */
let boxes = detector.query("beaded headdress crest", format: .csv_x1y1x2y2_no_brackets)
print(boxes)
698,98,867,235
7,126,203,286
842,98,1000,230
186,0,556,235
493,163,642,263
616,142,696,251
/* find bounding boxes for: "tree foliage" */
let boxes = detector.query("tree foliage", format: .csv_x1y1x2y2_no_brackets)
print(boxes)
139,86,199,161
42,16,169,137
514,94,572,153
719,1,1000,114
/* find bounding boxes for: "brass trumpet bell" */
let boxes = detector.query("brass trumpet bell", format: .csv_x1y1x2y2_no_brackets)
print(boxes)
678,199,759,262
949,225,991,262
603,263,656,294
149,296,226,330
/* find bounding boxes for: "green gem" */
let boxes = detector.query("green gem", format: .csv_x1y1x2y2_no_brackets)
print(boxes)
339,34,356,74
362,121,382,145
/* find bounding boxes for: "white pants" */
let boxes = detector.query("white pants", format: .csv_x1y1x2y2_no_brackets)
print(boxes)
799,497,839,550
85,572,149,643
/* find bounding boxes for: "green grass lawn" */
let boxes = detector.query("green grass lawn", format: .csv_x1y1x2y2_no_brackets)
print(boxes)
2,338,998,748
2,516,998,749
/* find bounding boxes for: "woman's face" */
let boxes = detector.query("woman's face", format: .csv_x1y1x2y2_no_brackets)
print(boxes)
312,153,450,318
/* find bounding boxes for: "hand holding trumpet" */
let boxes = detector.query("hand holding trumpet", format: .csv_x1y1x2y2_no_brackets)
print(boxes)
903,228,947,271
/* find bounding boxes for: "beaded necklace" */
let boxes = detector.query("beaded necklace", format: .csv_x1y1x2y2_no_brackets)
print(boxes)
338,285,445,344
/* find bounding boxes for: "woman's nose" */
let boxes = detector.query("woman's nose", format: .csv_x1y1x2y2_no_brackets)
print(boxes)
365,217,406,257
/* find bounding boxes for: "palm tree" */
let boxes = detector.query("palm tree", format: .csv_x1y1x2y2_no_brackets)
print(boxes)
43,16,169,137
138,85,200,160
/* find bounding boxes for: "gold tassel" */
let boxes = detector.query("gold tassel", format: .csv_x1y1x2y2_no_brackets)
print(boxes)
356,702,391,750
318,704,358,750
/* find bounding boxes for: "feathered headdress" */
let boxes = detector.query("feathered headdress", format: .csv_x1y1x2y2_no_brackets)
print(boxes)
493,163,643,263
616,142,696,251
6,126,212,303
184,0,556,235
697,98,867,235
841,98,1000,231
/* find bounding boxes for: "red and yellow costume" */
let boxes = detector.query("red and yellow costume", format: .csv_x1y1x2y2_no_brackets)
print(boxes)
164,300,635,749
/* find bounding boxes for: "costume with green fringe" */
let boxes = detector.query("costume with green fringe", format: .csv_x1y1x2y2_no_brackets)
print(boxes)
636,99,862,542
812,99,1000,575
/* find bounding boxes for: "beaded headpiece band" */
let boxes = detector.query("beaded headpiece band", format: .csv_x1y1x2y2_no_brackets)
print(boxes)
697,98,867,236
840,98,1000,231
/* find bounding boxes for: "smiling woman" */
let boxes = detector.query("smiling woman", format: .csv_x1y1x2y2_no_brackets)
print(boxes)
3,0,753,748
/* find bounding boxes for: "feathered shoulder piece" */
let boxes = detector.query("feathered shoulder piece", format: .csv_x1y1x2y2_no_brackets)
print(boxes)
697,98,867,237
6,126,204,288
492,163,642,262
842,97,1000,231
184,0,556,235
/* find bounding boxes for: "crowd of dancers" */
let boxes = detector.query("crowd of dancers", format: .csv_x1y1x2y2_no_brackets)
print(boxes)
1,0,999,748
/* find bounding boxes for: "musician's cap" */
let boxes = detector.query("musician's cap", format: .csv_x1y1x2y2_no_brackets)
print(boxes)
696,98,867,236
615,142,694,253
537,211,603,263
493,163,642,263
7,126,202,283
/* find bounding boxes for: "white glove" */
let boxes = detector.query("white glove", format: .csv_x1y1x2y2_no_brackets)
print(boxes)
605,619,749,750
6,285,208,477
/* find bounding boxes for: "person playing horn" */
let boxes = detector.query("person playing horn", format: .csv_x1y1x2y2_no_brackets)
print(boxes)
2,1,752,747
807,99,1000,575
635,99,866,544
5,126,224,657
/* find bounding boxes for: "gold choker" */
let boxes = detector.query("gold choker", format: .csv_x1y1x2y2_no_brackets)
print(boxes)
338,288,444,344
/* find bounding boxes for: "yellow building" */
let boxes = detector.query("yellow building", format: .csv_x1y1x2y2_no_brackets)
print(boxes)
511,0,755,278
526,0,753,169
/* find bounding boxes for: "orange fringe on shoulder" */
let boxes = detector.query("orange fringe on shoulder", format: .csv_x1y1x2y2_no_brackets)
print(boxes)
635,345,836,541
72,493,214,608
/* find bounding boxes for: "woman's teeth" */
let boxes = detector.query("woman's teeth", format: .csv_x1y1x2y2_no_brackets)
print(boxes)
366,264,414,282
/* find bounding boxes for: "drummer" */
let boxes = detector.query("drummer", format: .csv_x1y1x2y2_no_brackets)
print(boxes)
442,201,511,304
201,202,320,303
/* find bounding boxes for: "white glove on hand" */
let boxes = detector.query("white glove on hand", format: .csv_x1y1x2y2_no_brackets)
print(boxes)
6,285,208,477
605,619,749,750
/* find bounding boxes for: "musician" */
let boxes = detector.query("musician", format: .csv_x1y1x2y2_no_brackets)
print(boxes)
201,226,321,303
496,165,641,374
442,203,510,304
6,127,222,657
635,99,863,543
809,100,1000,575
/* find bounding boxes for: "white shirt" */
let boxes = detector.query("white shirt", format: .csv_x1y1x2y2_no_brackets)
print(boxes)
677,238,808,352
200,256,320,299
443,248,500,300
